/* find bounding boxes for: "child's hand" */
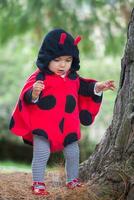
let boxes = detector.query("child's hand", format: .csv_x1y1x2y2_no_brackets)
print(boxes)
95,80,116,93
32,81,45,100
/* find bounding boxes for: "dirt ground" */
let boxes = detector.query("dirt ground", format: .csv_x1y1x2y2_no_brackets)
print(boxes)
0,168,90,200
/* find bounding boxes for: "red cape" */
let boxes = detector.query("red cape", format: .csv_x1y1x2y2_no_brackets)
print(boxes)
9,69,102,152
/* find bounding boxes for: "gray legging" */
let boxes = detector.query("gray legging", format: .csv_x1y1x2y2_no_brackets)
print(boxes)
32,135,79,183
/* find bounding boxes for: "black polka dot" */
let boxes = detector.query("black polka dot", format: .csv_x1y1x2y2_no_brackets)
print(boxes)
79,110,92,126
18,99,22,111
78,80,103,103
32,129,48,139
9,116,15,129
65,95,76,113
63,133,78,147
37,95,56,110
68,71,78,80
78,80,95,96
59,118,64,133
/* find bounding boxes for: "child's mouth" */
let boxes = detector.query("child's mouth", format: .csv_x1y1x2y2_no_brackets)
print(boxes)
58,70,65,74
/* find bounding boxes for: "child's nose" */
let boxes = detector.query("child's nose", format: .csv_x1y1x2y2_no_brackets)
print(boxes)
60,61,66,67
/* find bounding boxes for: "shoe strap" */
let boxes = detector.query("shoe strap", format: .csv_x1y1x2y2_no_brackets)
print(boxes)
67,180,79,187
33,182,45,186
73,178,79,182
72,178,81,186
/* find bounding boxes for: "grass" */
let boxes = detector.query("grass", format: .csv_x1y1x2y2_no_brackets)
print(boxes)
0,160,63,173
0,160,31,172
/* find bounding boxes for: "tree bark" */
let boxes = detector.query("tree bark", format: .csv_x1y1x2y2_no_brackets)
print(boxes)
79,8,134,200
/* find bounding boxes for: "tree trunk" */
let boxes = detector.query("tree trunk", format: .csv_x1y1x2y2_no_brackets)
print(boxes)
79,8,134,200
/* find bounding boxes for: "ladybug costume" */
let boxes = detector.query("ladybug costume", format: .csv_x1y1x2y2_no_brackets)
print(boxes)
9,29,102,152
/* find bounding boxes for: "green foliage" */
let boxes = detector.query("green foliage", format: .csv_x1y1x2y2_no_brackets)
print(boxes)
0,0,132,55
79,132,96,162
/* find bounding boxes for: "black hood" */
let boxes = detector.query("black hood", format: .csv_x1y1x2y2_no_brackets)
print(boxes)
36,28,80,72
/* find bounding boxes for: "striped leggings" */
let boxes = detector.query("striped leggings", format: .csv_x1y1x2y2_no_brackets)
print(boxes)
32,135,79,183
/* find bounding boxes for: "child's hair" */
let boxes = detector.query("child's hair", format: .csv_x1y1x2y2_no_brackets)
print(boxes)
36,28,81,73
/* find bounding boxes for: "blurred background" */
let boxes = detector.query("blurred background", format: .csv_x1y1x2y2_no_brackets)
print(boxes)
0,0,133,171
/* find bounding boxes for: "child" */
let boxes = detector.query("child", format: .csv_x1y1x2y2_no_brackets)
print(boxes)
9,29,115,195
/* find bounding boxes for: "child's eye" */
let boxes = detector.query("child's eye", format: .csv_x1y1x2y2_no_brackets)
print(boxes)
66,59,72,62
54,58,72,62
54,59,60,62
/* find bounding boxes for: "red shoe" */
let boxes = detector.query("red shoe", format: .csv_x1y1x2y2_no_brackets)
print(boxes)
66,178,84,189
31,182,50,195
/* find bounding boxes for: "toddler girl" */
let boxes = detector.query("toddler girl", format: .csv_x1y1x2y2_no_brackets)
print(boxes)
9,28,115,195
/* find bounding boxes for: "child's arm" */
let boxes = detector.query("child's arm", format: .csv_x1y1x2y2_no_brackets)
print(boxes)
95,80,116,93
23,81,44,104
78,78,115,126
78,77,103,100
32,81,45,101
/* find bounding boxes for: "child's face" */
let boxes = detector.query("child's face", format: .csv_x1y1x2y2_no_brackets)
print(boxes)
48,56,73,76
